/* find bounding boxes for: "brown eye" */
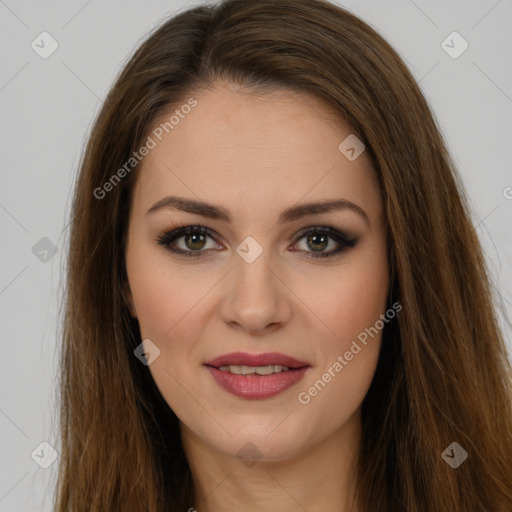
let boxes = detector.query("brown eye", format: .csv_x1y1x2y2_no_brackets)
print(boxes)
292,226,358,259
157,224,358,260
305,232,329,252
183,232,208,251
156,225,221,258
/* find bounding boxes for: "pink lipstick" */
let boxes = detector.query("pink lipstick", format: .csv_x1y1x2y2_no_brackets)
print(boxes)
204,351,311,399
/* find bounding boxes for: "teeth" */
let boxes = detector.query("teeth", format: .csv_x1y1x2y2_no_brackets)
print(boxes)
218,365,290,375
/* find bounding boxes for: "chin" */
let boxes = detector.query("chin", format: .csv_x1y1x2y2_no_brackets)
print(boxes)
212,426,313,464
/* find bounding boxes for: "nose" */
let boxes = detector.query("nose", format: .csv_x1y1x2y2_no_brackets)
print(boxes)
219,247,292,335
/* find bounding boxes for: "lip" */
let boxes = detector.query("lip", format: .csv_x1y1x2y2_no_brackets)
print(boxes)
206,366,309,399
204,352,311,400
204,351,310,369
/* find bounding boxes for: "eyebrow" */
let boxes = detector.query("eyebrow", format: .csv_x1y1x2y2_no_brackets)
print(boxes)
146,195,370,226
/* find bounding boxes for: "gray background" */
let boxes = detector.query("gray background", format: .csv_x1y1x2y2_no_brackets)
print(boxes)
1,1,511,510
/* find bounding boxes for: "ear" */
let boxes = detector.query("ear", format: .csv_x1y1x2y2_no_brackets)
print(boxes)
122,283,137,318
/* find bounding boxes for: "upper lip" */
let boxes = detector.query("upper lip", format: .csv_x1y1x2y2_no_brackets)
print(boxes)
204,351,310,369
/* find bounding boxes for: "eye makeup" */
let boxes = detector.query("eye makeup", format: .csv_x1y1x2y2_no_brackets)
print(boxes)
156,223,359,260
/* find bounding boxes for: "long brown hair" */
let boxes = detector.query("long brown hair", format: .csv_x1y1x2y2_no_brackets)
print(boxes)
54,0,512,510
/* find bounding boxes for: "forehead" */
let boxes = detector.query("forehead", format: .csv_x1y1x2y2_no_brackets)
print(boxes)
131,83,382,223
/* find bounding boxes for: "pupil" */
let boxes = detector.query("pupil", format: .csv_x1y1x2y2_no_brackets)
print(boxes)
186,233,205,250
308,233,327,252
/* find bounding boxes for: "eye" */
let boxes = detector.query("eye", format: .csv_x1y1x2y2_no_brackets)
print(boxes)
156,224,358,259
291,226,358,259
156,223,221,258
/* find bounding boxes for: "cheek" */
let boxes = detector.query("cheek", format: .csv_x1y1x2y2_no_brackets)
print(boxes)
329,259,389,343
126,239,213,343
303,239,389,353
126,245,212,413
294,241,388,426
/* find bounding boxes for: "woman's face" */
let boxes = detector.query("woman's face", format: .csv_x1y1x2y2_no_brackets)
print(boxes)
125,82,389,462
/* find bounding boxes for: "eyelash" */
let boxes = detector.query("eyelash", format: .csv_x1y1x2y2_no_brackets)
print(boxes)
156,223,358,260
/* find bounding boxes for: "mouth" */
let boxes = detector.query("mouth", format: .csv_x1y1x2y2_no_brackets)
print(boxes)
204,351,310,370
204,352,311,399
216,364,293,375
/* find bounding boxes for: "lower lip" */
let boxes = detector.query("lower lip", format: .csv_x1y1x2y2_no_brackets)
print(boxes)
205,366,309,399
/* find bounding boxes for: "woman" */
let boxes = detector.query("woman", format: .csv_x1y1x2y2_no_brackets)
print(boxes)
55,0,512,510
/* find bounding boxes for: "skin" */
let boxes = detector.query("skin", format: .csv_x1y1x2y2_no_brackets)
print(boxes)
125,81,389,512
